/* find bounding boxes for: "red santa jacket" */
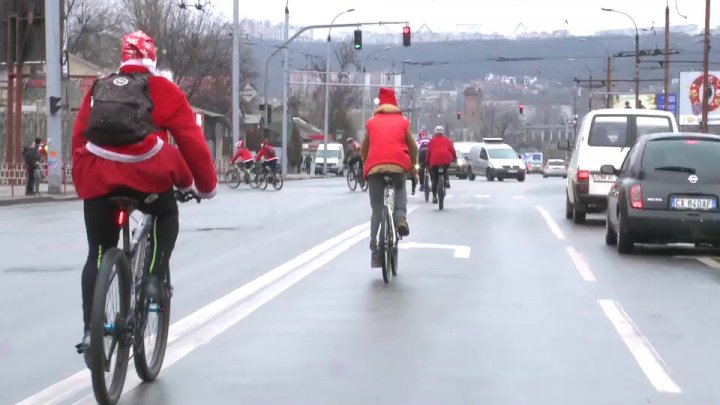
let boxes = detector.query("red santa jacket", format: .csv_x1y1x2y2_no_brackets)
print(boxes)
427,135,456,167
255,145,277,162
71,65,218,200
230,148,253,164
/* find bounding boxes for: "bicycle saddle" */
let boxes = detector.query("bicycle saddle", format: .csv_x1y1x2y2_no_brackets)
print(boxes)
108,196,140,210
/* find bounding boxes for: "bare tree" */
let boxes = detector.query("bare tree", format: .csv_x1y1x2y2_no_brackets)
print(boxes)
65,0,124,67
480,103,520,138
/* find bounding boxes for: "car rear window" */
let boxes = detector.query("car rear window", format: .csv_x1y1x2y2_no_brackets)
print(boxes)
588,116,631,147
531,153,542,161
642,138,720,175
548,161,564,166
636,116,674,136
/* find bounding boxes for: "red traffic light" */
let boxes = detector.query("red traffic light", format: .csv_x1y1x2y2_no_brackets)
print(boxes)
518,103,524,114
456,111,461,120
403,26,411,47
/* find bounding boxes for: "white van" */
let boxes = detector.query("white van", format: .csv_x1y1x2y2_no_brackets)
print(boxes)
560,108,679,224
314,143,345,175
468,138,526,182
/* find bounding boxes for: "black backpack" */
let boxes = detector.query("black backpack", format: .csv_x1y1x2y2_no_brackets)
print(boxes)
84,73,158,146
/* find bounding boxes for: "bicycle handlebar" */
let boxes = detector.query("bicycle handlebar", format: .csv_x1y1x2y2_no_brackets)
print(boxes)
174,189,201,204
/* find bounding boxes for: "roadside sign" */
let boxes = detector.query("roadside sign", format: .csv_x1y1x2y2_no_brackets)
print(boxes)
241,84,257,102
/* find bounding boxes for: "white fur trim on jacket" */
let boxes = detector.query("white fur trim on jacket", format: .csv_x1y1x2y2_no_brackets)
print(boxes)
85,138,164,163
197,184,218,200
120,58,158,75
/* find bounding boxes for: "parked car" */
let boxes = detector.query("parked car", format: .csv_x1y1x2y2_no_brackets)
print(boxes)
468,138,526,182
604,133,720,254
560,108,679,224
543,159,567,178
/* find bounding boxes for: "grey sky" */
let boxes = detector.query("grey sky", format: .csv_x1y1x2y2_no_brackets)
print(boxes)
217,0,716,38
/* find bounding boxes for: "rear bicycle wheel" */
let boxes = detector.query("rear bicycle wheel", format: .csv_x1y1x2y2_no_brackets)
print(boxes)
438,180,445,211
381,206,394,284
90,248,131,405
225,168,242,189
424,173,430,202
133,267,171,382
272,173,284,190
360,173,369,191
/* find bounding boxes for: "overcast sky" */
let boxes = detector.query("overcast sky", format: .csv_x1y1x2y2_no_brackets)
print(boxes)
217,0,717,38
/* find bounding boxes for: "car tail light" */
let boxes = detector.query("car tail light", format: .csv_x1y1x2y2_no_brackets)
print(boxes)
630,184,643,209
577,170,590,181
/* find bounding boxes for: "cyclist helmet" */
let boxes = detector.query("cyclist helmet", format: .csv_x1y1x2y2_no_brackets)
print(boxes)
434,125,445,135
418,130,428,139
346,137,354,144
235,140,244,148
261,139,269,147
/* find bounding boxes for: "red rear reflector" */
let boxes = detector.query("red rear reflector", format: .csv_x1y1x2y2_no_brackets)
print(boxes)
577,170,590,181
117,211,126,226
630,184,643,209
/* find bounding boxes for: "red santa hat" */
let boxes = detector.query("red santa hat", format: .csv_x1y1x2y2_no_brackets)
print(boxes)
120,31,158,75
378,87,397,106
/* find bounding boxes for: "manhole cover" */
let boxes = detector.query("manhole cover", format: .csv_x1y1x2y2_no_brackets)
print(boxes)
5,267,74,274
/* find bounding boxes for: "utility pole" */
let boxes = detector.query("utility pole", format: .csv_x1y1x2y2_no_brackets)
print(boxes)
635,31,640,108
589,74,593,111
281,3,289,175
700,0,711,133
663,1,670,111
232,0,240,145
45,0,63,194
606,56,613,108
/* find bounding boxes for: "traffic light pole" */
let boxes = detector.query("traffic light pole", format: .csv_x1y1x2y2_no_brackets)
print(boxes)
45,0,64,194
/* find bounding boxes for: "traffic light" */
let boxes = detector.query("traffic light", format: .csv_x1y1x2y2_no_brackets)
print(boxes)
456,111,461,120
518,103,524,115
402,26,411,47
49,96,63,115
354,29,362,50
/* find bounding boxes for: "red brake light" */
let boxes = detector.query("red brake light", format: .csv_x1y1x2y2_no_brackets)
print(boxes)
117,210,126,226
686,140,699,144
577,170,590,181
630,184,643,209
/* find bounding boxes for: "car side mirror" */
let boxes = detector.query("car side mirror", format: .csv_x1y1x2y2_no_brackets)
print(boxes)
600,164,618,175
557,140,573,150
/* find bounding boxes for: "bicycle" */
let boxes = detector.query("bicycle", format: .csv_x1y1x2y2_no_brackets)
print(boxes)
346,161,368,192
377,174,400,283
435,167,447,211
226,163,262,189
259,163,284,191
423,166,431,202
87,189,200,405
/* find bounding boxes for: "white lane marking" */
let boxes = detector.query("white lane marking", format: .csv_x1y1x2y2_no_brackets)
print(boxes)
17,223,370,405
598,299,682,394
398,242,471,258
512,195,526,200
475,194,490,198
70,231,371,405
673,255,720,269
536,206,566,240
566,247,597,282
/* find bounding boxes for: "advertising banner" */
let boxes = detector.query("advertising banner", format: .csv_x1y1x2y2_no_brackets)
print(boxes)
678,71,720,126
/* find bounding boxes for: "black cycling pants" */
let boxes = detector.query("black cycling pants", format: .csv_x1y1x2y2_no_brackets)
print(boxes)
430,165,450,196
262,160,277,172
81,188,178,330
347,156,363,176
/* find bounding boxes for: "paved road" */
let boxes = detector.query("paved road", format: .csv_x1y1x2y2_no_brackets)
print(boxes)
3,175,720,404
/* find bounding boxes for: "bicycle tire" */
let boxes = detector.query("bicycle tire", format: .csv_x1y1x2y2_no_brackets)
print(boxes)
133,269,171,382
225,168,242,189
260,171,269,190
90,248,131,405
438,179,445,211
424,173,430,202
360,176,369,192
251,168,263,189
272,173,284,190
381,206,393,284
346,169,357,191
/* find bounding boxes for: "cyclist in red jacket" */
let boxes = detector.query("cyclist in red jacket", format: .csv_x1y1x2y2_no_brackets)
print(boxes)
255,139,278,173
72,31,217,360
230,140,254,169
427,125,456,204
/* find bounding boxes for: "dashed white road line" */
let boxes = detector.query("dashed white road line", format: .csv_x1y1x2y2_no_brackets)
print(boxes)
673,255,720,269
598,299,682,394
512,195,526,200
566,247,596,282
398,242,471,258
536,206,566,240
475,194,490,199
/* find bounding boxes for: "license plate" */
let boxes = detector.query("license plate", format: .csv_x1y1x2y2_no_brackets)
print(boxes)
507,169,517,173
671,197,717,210
593,173,615,182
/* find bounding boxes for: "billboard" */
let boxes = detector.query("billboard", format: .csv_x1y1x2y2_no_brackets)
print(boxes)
678,71,720,126
611,93,677,116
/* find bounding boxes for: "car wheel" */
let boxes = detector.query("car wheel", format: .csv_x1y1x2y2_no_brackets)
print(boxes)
468,168,476,181
572,205,586,224
498,177,505,182
605,212,617,245
485,169,494,181
517,175,526,182
616,215,634,254
562,175,567,179
565,194,573,220
543,174,548,178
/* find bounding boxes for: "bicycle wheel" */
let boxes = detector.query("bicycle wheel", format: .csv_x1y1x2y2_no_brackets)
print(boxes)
251,170,263,189
225,168,242,189
260,171,269,190
346,169,357,191
424,173,430,202
90,248,131,405
360,175,369,192
133,269,171,382
438,179,445,211
272,173,284,190
381,206,394,284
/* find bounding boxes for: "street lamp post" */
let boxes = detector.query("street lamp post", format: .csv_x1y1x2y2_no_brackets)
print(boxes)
569,59,593,111
322,8,355,176
361,46,391,139
602,8,640,109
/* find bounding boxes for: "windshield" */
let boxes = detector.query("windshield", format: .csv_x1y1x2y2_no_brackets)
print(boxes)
488,148,519,159
315,149,339,159
641,139,720,175
589,116,631,147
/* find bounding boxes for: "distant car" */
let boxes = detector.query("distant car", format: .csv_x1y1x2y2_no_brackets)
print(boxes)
524,152,544,173
560,108,680,224
447,148,470,179
454,142,480,180
604,133,720,254
468,138,526,182
543,159,567,178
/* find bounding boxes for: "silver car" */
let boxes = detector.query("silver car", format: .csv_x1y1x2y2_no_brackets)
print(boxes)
543,159,567,178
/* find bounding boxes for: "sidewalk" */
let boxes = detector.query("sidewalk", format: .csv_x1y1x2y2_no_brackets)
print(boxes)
0,183,78,207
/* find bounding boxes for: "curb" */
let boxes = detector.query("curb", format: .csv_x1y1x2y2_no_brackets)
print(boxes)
0,195,80,207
